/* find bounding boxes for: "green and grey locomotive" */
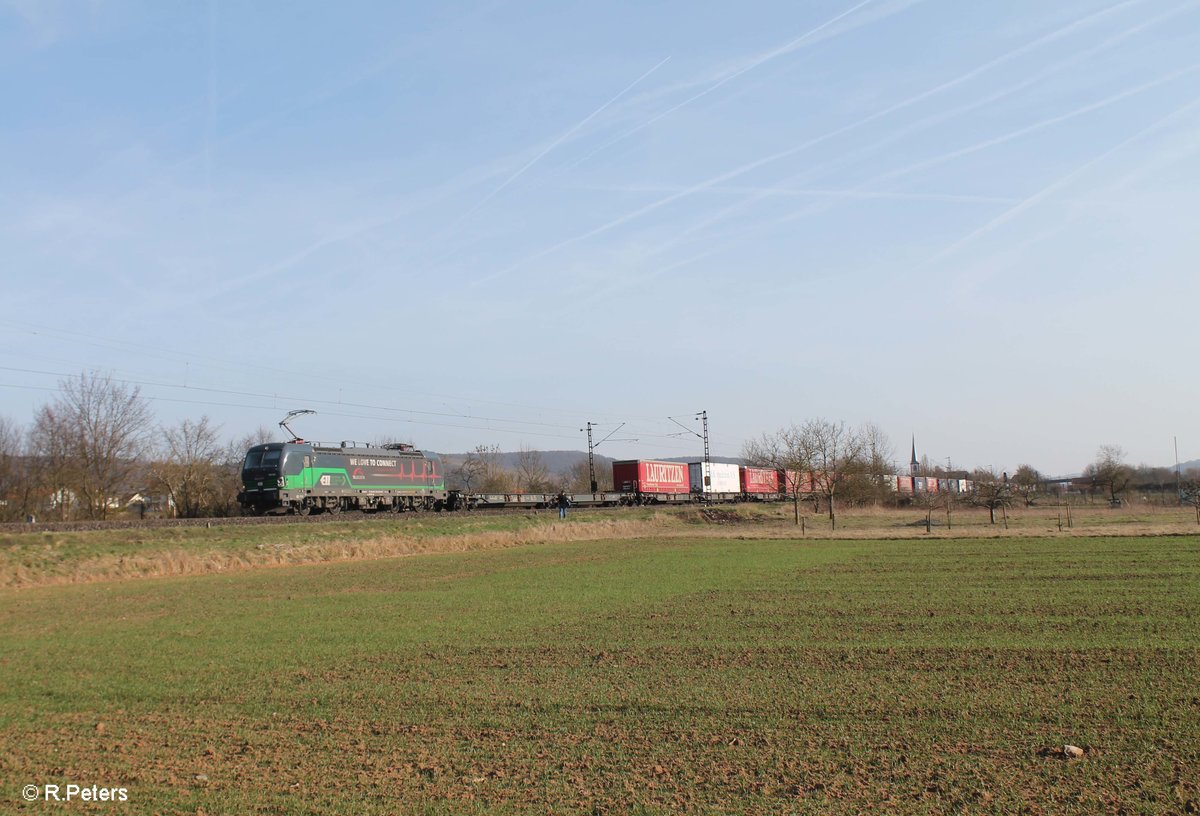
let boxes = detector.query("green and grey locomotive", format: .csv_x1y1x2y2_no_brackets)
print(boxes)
238,441,448,515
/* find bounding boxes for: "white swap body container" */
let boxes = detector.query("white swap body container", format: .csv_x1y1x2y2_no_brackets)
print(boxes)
687,461,741,494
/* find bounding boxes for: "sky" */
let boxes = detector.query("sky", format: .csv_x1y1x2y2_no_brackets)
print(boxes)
1,0,1198,476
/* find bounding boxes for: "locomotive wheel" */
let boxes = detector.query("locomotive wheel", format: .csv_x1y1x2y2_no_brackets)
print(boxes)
295,504,311,516
326,500,341,515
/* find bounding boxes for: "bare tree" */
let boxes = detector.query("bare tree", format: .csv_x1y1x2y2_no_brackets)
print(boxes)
744,425,813,526
805,419,866,530
913,489,948,534
1086,445,1131,505
969,468,1013,525
1011,464,1041,507
566,455,613,492
452,450,486,493
152,416,223,518
29,404,75,520
515,446,550,492
853,422,894,505
0,416,26,521
474,444,515,493
746,419,867,528
51,373,154,519
1180,480,1200,525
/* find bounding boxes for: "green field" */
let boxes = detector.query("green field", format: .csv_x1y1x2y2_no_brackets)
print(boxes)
1,529,1198,814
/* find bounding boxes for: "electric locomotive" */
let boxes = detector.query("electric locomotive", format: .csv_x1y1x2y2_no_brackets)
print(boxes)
238,440,448,515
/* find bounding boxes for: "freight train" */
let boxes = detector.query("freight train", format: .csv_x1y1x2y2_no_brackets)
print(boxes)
610,459,974,503
238,445,972,515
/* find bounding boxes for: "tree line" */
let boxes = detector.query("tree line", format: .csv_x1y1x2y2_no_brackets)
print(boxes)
743,420,1200,529
2,373,1195,521
0,373,614,521
0,373,270,521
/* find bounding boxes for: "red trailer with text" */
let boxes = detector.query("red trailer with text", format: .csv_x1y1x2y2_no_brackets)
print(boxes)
612,460,691,495
740,466,780,495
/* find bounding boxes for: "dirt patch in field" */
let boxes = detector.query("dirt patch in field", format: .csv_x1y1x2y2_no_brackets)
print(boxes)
681,508,766,525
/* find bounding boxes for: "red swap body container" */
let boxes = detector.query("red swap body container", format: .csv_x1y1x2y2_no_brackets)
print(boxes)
612,460,691,494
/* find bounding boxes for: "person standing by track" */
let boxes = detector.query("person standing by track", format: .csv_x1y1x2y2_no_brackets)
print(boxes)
555,491,570,520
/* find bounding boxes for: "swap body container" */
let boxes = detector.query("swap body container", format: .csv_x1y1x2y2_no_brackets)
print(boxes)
740,466,780,494
896,476,914,493
688,462,740,494
779,470,816,494
782,468,820,494
612,460,690,494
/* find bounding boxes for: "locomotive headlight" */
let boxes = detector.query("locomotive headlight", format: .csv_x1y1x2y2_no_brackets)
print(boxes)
277,477,284,487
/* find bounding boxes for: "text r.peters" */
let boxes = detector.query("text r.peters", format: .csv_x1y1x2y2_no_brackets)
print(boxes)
26,784,129,802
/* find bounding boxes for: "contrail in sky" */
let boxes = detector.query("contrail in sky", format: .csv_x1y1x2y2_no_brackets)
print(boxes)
446,56,672,229
563,0,887,168
579,185,1021,205
662,55,1200,260
470,0,1150,288
216,50,660,301
625,63,1200,292
930,93,1200,270
646,0,1188,257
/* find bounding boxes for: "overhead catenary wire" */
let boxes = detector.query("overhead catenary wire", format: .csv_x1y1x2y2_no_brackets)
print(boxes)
0,319,695,426
0,374,738,457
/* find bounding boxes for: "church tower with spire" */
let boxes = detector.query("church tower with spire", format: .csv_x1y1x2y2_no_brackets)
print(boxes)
910,436,919,477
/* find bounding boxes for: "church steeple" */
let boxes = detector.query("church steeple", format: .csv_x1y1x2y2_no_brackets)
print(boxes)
910,436,919,476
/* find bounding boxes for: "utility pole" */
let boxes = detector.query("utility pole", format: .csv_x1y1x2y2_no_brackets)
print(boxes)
1176,436,1182,504
581,422,634,493
585,422,596,493
668,410,710,490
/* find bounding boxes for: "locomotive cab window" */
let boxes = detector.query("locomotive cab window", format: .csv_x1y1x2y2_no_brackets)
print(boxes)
282,449,308,476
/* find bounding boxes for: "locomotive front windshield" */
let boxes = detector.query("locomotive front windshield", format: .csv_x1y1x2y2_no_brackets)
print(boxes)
243,448,282,473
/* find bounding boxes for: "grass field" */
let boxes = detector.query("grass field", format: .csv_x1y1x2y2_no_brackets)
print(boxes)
1,512,1198,813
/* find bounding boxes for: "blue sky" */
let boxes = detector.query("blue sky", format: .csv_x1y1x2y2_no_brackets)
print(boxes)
2,0,1198,475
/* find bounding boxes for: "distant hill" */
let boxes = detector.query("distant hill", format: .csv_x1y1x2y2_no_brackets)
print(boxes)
438,450,601,476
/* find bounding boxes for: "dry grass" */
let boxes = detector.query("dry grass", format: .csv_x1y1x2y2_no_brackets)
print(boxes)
723,501,1200,539
5,502,1198,591
1,516,680,589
